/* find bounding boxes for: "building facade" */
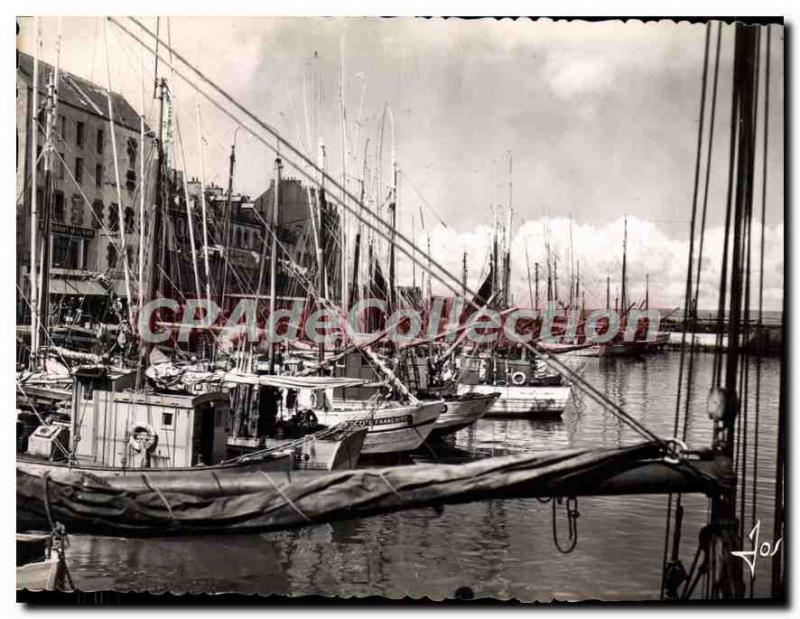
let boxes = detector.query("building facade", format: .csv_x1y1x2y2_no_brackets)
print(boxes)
163,173,340,313
16,51,154,324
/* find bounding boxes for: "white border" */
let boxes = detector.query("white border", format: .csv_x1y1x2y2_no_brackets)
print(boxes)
3,2,795,617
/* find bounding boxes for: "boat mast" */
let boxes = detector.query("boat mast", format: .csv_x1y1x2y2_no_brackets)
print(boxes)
268,156,282,372
28,17,40,369
318,140,329,300
462,251,467,296
36,17,63,364
553,256,558,306
426,235,432,307
411,213,416,290
620,215,628,313
196,104,212,314
525,245,534,310
387,106,397,315
504,151,513,307
137,77,167,387
339,35,348,311
491,204,498,307
534,262,540,311
219,128,238,312
569,215,575,309
137,24,147,314
103,18,133,314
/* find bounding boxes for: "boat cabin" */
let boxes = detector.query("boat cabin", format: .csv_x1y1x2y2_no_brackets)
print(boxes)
458,354,544,386
68,366,230,468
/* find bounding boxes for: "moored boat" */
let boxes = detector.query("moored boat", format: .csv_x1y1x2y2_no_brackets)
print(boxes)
455,382,571,417
455,353,571,417
321,398,443,454
428,392,499,438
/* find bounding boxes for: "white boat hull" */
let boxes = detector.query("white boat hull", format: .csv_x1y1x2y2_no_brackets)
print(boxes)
432,393,499,437
320,401,443,454
455,383,571,417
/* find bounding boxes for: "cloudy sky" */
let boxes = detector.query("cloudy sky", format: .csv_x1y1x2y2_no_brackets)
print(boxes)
18,17,784,310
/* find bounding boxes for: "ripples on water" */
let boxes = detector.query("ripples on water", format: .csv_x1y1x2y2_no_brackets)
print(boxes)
63,352,782,601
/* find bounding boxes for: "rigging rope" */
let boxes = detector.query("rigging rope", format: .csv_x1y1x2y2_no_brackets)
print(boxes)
661,24,712,599
751,23,771,598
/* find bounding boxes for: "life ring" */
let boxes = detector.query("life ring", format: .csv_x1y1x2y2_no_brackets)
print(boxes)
308,391,318,409
128,423,159,453
510,371,527,386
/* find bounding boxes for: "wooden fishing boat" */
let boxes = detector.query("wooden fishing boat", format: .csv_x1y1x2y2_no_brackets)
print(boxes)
456,382,571,417
456,353,571,417
16,365,313,482
319,398,444,454
427,392,499,438
17,442,691,536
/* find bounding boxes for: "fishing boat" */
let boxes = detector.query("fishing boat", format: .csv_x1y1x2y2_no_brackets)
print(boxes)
16,364,313,482
456,382,571,417
318,396,444,455
455,354,571,417
16,531,71,592
428,392,499,438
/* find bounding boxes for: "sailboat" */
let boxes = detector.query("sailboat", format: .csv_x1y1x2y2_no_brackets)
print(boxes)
450,160,572,418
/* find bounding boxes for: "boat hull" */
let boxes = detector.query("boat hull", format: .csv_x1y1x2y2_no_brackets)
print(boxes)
231,427,368,471
16,451,294,484
319,401,443,454
455,384,571,417
430,393,499,437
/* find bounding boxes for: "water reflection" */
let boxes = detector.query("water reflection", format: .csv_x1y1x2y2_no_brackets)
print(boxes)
61,352,782,601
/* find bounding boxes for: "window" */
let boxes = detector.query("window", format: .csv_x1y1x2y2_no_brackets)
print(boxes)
74,157,83,184
91,200,104,229
53,191,65,223
125,169,136,193
235,228,242,247
126,246,134,268
162,412,174,427
36,108,45,132
57,153,65,179
106,243,118,270
108,204,119,232
59,115,66,141
126,138,138,168
95,164,103,189
124,207,135,234
96,129,104,154
70,194,83,226
76,121,85,147
53,235,80,270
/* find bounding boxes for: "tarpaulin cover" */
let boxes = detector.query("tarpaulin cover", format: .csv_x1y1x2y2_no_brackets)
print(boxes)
16,443,686,537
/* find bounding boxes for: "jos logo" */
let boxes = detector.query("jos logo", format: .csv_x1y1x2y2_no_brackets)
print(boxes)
731,520,782,578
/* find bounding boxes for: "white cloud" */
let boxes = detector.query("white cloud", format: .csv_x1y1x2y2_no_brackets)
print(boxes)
415,217,783,312
544,55,615,100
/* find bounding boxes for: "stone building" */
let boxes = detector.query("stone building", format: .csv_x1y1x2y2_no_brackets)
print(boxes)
16,51,154,323
162,173,340,313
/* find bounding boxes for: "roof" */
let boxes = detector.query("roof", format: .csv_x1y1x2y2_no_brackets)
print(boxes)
17,51,144,130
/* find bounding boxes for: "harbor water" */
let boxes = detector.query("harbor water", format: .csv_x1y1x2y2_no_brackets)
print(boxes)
60,351,782,601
